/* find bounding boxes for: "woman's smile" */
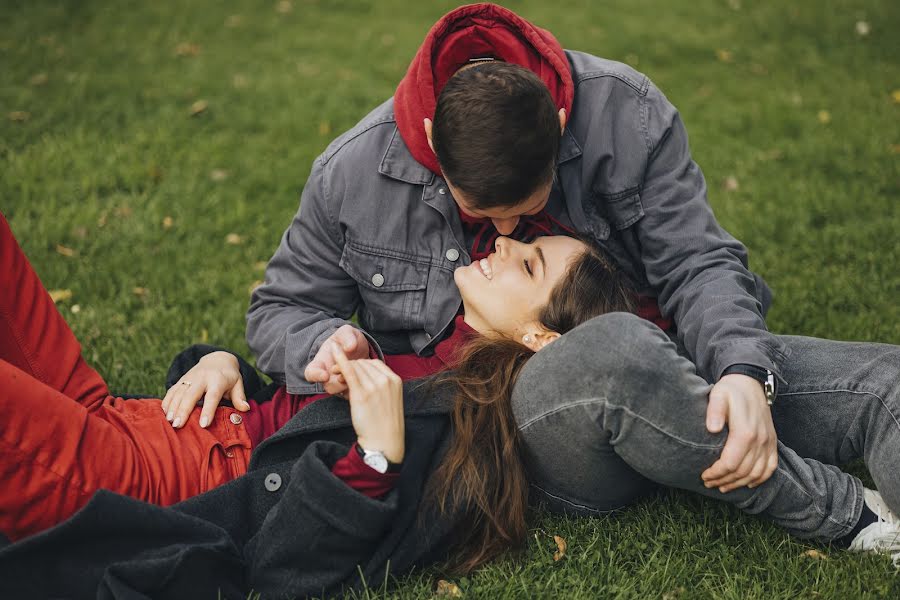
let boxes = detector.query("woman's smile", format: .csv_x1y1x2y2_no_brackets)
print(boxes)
477,255,494,280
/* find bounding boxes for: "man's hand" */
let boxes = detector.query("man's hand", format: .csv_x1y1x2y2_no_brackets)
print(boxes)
304,325,371,395
161,351,249,429
702,373,777,493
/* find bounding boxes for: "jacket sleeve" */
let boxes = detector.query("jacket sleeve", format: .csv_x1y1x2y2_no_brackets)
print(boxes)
636,83,788,383
246,157,382,394
244,441,403,598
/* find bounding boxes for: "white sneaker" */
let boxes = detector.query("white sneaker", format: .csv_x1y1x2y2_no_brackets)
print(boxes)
848,488,900,567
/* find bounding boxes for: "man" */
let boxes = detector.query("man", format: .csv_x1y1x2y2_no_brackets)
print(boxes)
247,3,781,506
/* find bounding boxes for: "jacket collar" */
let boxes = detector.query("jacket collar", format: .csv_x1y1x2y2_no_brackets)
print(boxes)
379,123,582,185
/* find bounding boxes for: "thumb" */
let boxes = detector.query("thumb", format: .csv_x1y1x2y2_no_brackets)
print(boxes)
230,379,249,411
706,389,728,433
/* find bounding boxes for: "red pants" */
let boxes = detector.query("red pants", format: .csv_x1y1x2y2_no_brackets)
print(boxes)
0,213,252,541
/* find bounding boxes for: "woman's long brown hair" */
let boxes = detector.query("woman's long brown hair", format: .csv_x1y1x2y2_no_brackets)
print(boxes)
428,237,637,574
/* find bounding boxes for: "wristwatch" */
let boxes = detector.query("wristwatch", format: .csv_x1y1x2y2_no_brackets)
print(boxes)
356,443,402,474
722,364,777,406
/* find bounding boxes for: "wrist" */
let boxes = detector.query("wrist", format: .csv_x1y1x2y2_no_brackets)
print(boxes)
721,364,777,406
356,436,404,465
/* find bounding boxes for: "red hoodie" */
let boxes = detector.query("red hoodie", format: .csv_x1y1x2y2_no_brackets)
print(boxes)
394,3,574,176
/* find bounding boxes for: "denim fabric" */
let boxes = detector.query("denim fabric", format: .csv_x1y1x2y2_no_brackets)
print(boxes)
512,313,900,541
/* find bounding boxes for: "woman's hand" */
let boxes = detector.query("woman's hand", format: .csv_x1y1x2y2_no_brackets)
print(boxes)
702,374,778,492
160,351,250,429
333,348,404,464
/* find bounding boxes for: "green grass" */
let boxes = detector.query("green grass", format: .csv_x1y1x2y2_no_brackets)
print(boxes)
2,0,899,597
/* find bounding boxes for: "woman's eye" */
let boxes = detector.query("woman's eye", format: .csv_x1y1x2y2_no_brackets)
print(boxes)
524,259,533,276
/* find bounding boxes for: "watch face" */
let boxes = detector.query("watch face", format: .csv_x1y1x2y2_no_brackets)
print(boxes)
363,452,389,474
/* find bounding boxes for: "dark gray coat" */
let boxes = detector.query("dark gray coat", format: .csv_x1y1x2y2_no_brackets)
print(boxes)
247,50,785,396
0,380,458,599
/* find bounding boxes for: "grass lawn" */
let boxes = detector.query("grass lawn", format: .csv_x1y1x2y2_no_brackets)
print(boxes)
2,0,899,597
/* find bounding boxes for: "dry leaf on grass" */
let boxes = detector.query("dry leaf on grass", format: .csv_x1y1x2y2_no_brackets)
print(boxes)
891,90,900,104
225,15,243,28
132,287,149,297
817,110,831,124
889,144,900,155
254,261,268,271
553,534,567,561
70,304,81,314
855,21,871,37
210,169,229,181
226,233,243,245
200,328,209,343
715,49,733,63
803,549,828,560
29,73,48,86
434,579,462,597
276,1,293,14
724,176,740,192
190,100,208,116
162,216,174,229
175,42,201,57
8,111,30,122
318,121,331,135
49,289,73,303
56,244,77,257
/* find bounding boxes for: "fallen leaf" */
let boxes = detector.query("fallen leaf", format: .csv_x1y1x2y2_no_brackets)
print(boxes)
817,110,831,124
29,72,48,86
226,233,243,245
8,111,30,122
276,0,293,14
232,74,249,89
724,175,740,191
225,14,243,28
132,287,149,297
891,90,900,104
254,261,268,271
715,49,733,63
73,226,88,239
889,144,900,155
200,328,209,343
318,121,331,136
70,304,81,314
553,534,567,561
56,244,77,257
97,211,109,227
175,42,201,57
190,100,208,116
162,216,174,229
663,587,686,600
434,580,462,597
790,93,803,106
803,549,828,560
114,205,133,218
48,289,73,303
210,169,229,181
728,0,741,9
750,63,767,75
855,21,870,37
248,279,264,294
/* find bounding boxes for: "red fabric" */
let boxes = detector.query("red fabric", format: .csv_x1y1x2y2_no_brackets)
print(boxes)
331,443,400,499
394,3,574,176
0,214,251,541
635,294,673,332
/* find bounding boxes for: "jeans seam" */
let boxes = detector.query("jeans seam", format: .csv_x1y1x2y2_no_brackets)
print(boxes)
780,389,900,433
530,482,628,514
519,397,724,451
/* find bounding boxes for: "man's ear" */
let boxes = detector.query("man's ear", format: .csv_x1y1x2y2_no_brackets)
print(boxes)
424,118,435,154
558,108,567,135
521,328,561,352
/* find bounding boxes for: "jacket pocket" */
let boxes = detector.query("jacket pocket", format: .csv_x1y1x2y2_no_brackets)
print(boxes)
339,241,429,331
594,187,644,231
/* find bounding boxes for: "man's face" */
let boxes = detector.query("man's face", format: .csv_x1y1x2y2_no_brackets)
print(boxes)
445,177,552,235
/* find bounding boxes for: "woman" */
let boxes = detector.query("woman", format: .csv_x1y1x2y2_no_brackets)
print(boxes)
0,214,632,598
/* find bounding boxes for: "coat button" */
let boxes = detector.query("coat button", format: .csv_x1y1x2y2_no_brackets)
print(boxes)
438,187,446,195
371,273,385,287
264,473,282,492
229,413,243,425
445,248,460,262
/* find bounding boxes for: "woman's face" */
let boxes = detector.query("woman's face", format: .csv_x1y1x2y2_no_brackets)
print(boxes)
454,235,586,341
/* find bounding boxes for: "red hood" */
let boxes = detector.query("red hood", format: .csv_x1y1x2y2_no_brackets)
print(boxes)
394,3,574,176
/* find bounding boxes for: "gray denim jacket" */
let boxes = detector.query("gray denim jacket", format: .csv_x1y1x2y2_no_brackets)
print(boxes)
247,51,788,394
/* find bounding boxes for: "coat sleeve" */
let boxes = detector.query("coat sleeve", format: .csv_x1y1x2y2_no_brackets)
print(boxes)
636,83,788,383
246,157,383,394
244,441,404,598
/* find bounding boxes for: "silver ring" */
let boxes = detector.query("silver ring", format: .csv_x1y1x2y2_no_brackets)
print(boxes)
181,381,192,386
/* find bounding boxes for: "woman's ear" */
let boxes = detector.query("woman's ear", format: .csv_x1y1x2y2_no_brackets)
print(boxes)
521,328,561,352
424,118,435,154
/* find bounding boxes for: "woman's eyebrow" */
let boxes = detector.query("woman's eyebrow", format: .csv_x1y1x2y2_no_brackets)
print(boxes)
536,245,547,276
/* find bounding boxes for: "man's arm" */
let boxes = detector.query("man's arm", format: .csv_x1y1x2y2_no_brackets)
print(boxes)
636,82,787,383
247,156,379,394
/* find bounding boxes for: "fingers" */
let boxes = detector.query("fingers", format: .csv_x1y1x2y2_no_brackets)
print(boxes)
169,383,206,428
334,348,360,391
229,379,250,412
198,384,224,429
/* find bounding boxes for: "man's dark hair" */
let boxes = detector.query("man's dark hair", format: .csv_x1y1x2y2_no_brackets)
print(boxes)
431,62,561,210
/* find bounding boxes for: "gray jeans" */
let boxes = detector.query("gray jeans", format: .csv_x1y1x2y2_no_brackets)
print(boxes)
512,313,900,541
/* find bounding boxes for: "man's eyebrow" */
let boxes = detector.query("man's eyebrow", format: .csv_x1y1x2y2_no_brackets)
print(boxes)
536,245,546,276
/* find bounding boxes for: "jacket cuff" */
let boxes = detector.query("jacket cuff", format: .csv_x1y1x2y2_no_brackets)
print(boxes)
712,340,786,385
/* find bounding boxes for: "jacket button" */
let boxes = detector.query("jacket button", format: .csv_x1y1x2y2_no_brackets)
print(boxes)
445,248,460,262
438,187,446,195
371,273,385,287
229,412,243,425
264,473,282,492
